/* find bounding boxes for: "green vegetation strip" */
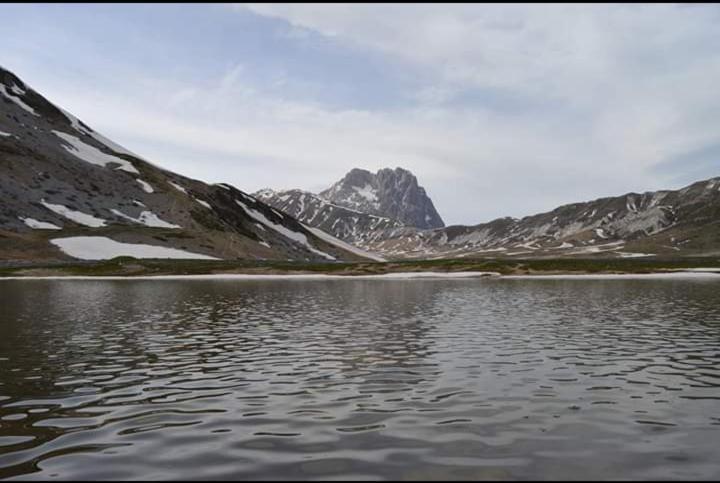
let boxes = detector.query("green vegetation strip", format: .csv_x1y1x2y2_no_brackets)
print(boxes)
1,255,720,277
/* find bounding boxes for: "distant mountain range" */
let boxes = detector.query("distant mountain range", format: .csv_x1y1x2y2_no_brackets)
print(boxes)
370,177,720,259
0,66,378,263
258,169,720,260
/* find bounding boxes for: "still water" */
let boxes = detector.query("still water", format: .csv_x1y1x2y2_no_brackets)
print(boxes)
1,276,720,480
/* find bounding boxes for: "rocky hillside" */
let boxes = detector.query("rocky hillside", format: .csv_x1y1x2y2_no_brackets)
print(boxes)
366,177,720,259
0,66,378,263
319,167,444,229
253,188,405,248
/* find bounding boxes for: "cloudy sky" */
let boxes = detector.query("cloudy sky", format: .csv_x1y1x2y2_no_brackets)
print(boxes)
2,3,720,225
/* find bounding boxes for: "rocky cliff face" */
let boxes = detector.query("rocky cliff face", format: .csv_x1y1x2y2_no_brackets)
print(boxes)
0,66,375,263
319,167,445,229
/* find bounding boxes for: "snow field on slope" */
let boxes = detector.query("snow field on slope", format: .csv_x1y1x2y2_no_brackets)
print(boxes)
304,225,386,262
41,200,107,228
50,236,218,260
235,200,336,260
110,209,181,229
136,179,154,193
53,131,139,174
19,217,62,230
0,84,38,116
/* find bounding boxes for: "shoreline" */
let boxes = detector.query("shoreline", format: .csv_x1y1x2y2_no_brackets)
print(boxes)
1,269,720,281
2,257,720,280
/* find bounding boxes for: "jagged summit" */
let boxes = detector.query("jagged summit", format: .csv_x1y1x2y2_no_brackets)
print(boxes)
319,167,445,229
253,167,445,248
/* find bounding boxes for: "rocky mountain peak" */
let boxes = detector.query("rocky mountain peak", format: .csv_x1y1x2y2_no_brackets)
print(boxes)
319,167,445,229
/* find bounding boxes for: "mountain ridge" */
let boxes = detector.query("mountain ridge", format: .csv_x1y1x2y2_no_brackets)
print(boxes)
0,66,378,263
365,176,720,259
258,171,720,259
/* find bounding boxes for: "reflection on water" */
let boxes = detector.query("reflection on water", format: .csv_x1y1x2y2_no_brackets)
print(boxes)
1,277,720,480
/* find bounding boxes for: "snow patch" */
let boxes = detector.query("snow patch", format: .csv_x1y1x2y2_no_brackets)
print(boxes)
60,107,143,160
566,241,624,255
235,199,336,260
195,199,212,209
53,131,139,174
305,225,386,262
9,84,25,96
505,272,720,280
352,184,378,203
616,252,654,258
40,200,107,227
0,130,11,137
515,241,539,250
110,209,181,229
136,179,154,193
19,217,62,230
626,197,638,213
0,84,38,116
50,236,218,260
169,181,188,194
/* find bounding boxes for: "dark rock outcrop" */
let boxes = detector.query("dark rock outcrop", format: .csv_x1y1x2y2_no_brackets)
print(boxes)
319,167,445,229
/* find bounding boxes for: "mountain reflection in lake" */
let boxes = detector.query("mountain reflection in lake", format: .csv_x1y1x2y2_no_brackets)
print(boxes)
1,277,720,480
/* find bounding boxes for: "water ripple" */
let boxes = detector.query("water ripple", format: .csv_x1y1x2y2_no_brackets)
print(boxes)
1,278,720,479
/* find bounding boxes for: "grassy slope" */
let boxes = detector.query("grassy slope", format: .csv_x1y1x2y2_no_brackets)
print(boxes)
1,255,720,277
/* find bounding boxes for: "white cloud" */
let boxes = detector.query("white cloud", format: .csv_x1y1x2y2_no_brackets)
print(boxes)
236,4,720,216
241,4,720,98
48,67,651,224
14,4,720,225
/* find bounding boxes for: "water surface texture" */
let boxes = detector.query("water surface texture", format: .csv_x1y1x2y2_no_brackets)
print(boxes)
1,277,720,480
